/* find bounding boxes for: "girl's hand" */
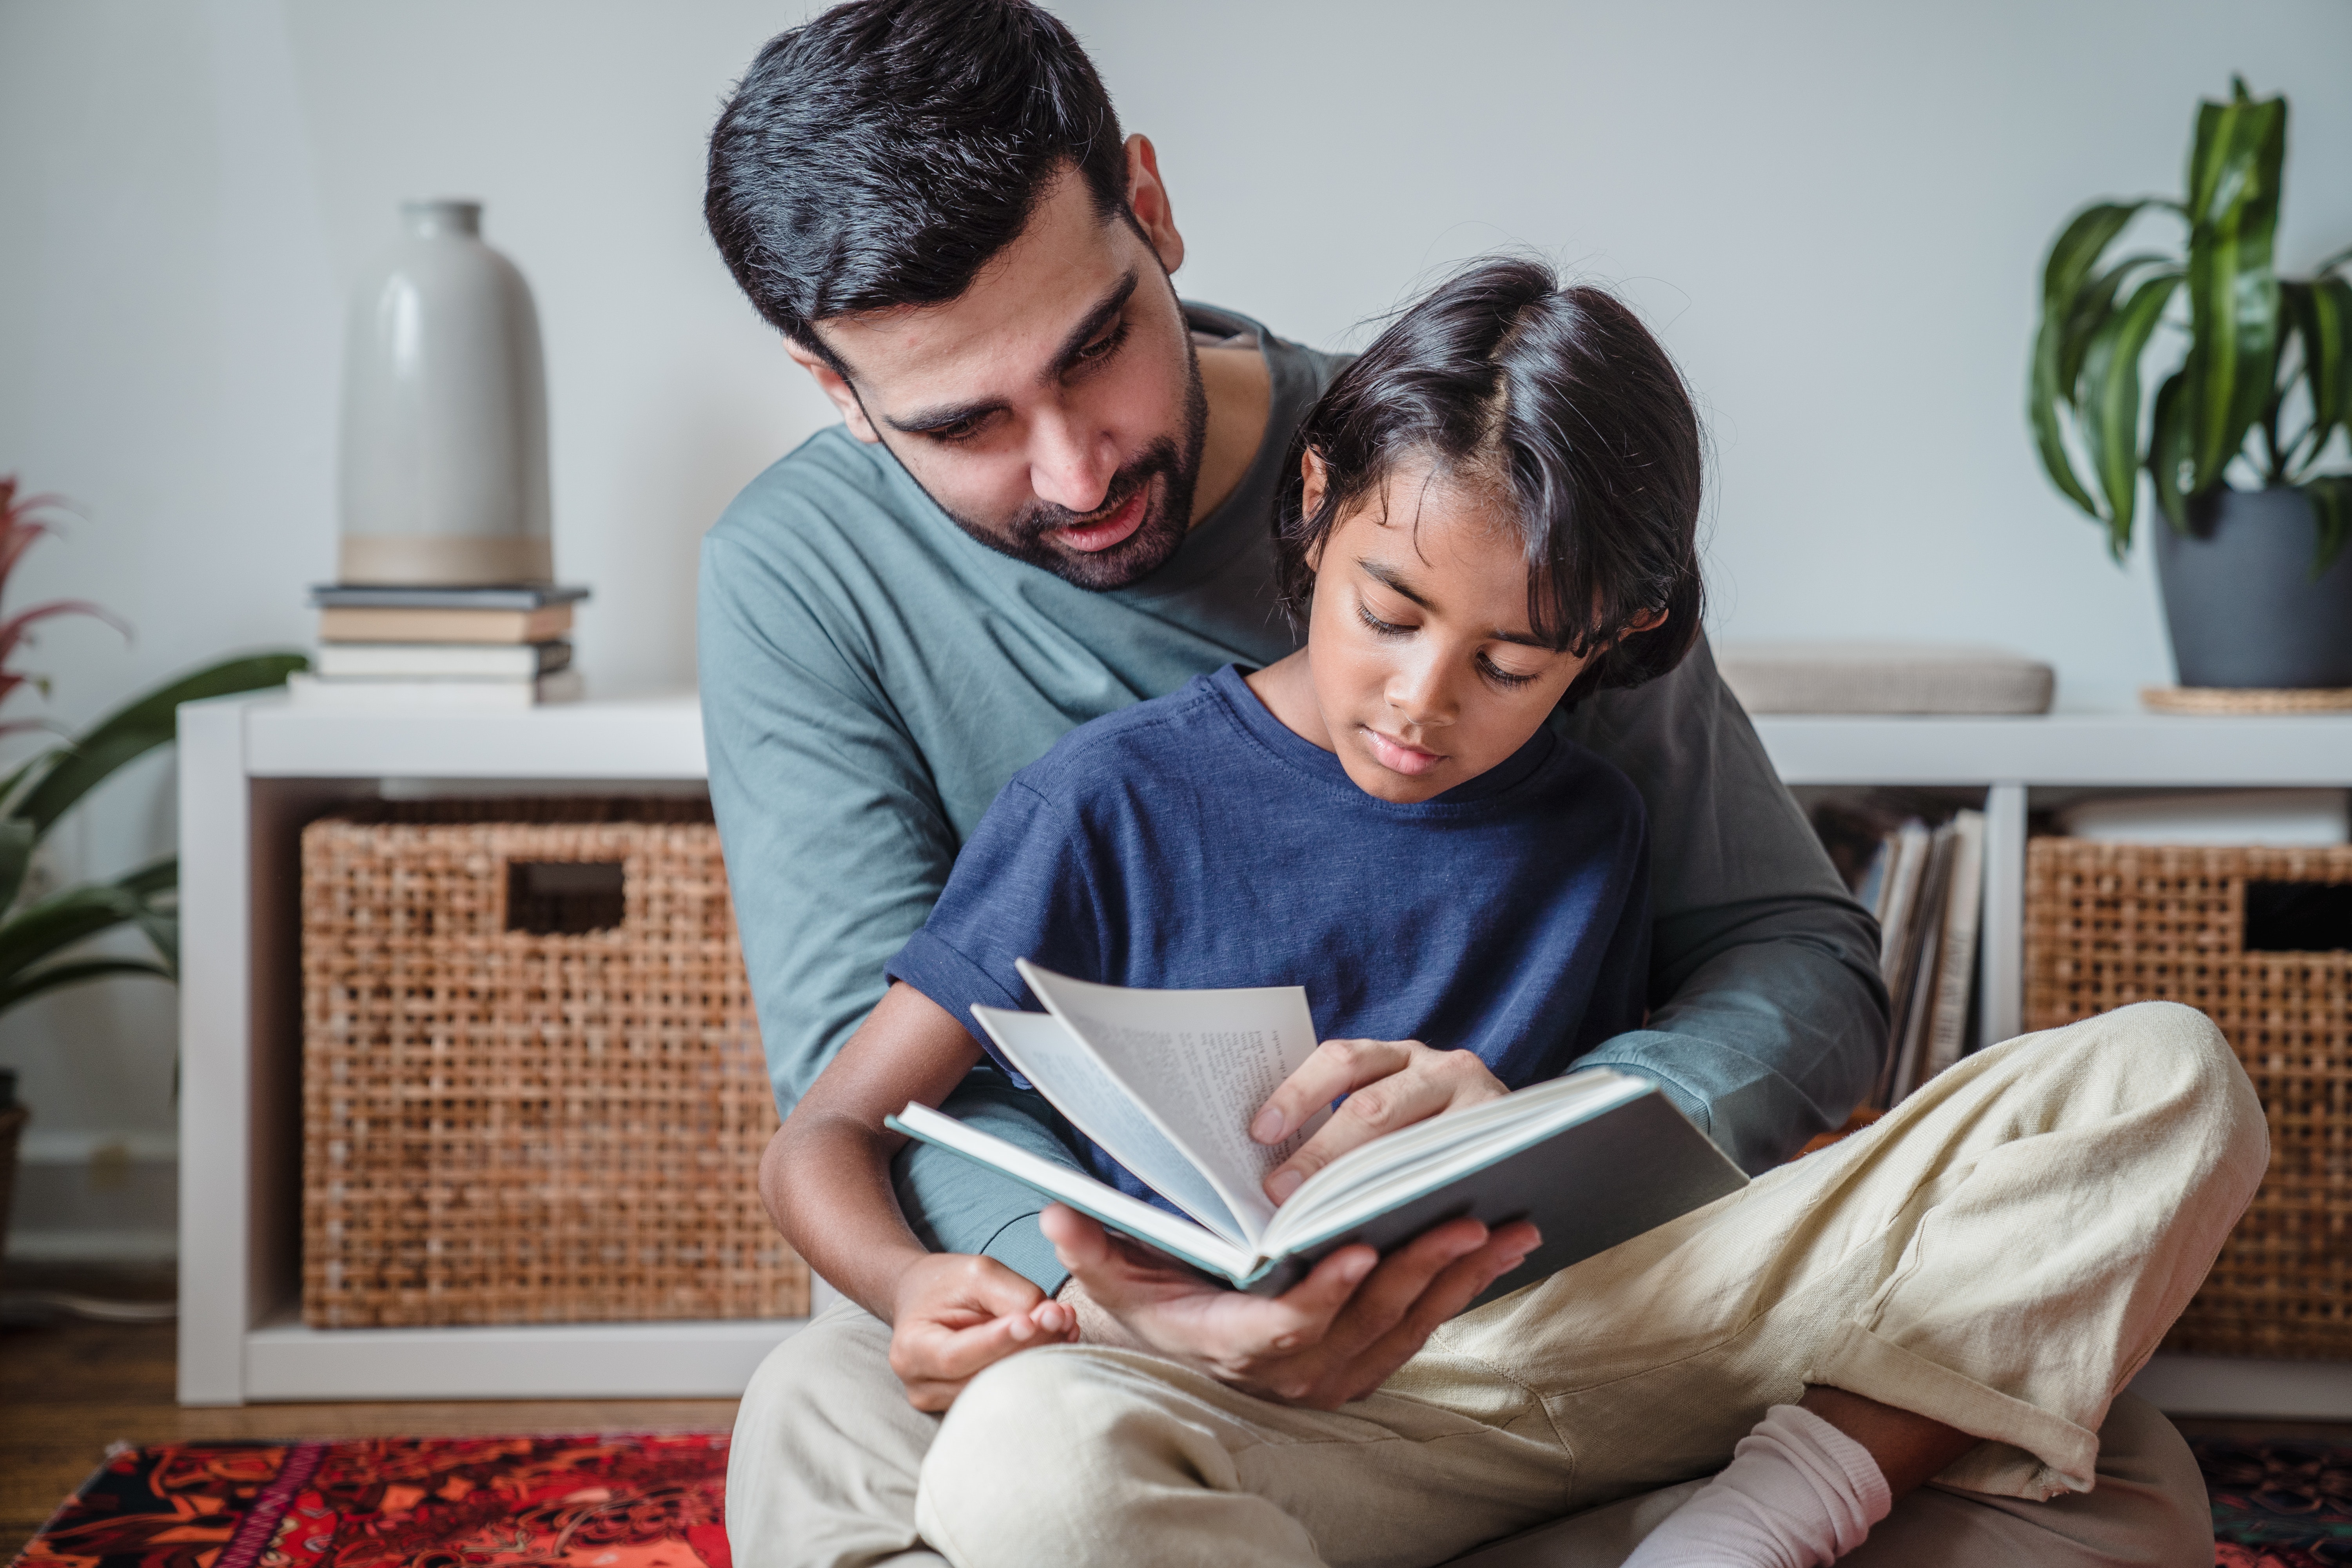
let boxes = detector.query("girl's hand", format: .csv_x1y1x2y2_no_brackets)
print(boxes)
1250,1038,1510,1203
886,1251,1078,1411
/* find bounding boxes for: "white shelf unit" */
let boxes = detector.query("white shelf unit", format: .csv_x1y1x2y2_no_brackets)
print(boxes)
178,694,2352,1410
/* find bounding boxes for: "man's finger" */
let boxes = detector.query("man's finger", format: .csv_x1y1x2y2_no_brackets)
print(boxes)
1315,1216,1494,1357
1264,1067,1462,1200
1348,1223,1541,1395
1250,1038,1415,1145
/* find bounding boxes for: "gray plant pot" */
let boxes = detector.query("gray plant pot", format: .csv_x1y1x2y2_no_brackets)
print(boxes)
2150,486,2352,688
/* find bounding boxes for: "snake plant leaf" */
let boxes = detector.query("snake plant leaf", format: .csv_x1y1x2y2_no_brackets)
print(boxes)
116,855,175,900
0,817,33,917
2080,271,2184,556
2291,277,2352,474
2303,474,2352,578
0,880,148,987
0,955,172,1014
117,855,178,976
2148,371,2194,532
2181,84,2285,492
2031,202,2157,516
10,651,304,840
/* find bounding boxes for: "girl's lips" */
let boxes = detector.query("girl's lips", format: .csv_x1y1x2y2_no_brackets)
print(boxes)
1363,726,1444,777
1051,488,1149,554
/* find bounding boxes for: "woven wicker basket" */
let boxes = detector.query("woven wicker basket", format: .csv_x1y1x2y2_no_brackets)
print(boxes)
301,799,808,1328
2024,838,2352,1358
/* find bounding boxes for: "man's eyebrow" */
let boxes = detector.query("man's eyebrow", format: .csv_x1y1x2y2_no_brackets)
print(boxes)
1044,272,1139,380
881,272,1141,438
1358,557,1550,648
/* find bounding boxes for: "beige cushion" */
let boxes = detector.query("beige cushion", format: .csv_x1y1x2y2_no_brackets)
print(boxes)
1715,642,2054,716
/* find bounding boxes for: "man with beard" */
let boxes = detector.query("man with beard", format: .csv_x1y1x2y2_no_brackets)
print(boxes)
697,3,2227,1565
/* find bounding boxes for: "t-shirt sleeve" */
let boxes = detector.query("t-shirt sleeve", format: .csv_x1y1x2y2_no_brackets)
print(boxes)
886,777,1105,1080
699,525,1085,1292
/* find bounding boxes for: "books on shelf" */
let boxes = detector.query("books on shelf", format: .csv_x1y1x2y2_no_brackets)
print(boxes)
889,960,1748,1305
287,669,584,711
1814,797,1987,1109
313,641,572,681
317,604,575,644
304,583,590,708
309,584,589,611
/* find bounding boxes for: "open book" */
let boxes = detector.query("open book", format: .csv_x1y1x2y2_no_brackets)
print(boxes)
886,961,1748,1301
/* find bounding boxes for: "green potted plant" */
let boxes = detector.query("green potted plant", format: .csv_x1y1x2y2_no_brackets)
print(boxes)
2030,79,2352,690
0,476,304,1267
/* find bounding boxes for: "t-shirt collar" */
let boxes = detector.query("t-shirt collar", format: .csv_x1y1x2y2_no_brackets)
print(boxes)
1206,663,1558,808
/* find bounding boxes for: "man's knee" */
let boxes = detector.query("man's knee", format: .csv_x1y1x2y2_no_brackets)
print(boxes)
729,1303,940,1568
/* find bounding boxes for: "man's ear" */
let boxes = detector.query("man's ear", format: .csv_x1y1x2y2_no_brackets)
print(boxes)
783,334,882,445
1124,134,1184,276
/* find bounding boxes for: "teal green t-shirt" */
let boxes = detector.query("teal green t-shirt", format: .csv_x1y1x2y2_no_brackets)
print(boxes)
699,304,1885,1290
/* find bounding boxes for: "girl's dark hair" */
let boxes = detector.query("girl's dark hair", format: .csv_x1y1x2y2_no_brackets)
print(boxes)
1276,258,1704,704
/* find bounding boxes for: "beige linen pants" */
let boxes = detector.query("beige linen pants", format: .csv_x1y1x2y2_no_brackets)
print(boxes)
729,1002,2267,1568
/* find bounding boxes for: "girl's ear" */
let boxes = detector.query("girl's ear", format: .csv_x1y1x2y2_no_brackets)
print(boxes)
1623,607,1667,638
1299,448,1330,571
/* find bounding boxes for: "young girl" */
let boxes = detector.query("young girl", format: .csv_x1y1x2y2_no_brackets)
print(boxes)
772,253,1696,1376
762,259,2260,1568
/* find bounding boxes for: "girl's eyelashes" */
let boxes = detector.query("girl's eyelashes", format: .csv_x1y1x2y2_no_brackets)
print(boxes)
1355,601,1413,638
1477,655,1539,690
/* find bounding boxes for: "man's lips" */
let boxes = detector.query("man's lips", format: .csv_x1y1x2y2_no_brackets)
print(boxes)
1362,726,1445,777
1048,487,1149,554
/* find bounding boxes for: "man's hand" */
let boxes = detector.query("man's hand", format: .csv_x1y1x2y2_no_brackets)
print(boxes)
1252,1037,1512,1202
1043,1204,1536,1409
887,1251,1077,1412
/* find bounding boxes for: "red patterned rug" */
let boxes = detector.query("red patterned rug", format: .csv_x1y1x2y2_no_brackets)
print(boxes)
9,1435,731,1568
11,1432,2343,1566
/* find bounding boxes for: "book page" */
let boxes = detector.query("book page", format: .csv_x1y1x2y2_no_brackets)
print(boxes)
1018,961,1325,1244
887,1104,1253,1283
969,1006,1248,1247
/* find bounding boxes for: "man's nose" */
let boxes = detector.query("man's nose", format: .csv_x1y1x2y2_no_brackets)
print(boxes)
1026,408,1120,515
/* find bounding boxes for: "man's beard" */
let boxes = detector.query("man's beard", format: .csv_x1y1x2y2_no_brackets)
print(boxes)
944,346,1211,592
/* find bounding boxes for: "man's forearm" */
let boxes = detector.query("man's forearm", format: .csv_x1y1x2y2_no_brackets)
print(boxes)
1580,895,1887,1173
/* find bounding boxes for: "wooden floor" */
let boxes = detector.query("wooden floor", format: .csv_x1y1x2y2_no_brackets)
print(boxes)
1,1264,737,1557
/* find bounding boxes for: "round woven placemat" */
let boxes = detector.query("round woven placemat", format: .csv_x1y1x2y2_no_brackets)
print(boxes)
2141,685,2352,714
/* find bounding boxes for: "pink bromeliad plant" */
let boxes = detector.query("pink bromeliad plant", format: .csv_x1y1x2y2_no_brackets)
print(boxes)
0,476,303,1010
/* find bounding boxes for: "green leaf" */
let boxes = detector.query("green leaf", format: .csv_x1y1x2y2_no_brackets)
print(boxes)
2303,474,2352,577
2031,203,2157,518
10,651,305,839
116,855,176,900
2149,370,2194,531
0,881,147,987
2181,86,2286,492
0,956,171,1014
2291,277,2352,476
0,817,33,915
2080,271,2184,557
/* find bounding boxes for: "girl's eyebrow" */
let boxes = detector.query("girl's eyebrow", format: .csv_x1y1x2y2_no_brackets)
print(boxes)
1356,557,1550,649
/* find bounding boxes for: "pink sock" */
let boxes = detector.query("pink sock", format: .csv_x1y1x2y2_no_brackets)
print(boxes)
1620,1403,1893,1568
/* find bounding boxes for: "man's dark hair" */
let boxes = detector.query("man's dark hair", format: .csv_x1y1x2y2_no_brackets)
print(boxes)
706,0,1127,366
1275,258,1706,703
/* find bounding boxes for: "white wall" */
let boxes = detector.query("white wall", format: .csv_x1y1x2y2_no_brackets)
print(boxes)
4,0,2348,1238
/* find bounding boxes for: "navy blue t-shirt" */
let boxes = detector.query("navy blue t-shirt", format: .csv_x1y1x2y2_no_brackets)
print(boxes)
887,664,1652,1212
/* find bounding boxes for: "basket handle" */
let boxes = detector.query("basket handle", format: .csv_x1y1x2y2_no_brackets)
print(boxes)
506,859,626,935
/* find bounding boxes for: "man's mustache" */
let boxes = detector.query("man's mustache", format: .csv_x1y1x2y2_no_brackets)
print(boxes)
1007,441,1180,543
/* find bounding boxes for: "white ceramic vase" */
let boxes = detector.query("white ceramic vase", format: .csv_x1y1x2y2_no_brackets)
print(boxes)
337,199,552,586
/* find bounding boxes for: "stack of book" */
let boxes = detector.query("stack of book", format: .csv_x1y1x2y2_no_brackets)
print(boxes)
289,584,589,710
1812,797,1987,1109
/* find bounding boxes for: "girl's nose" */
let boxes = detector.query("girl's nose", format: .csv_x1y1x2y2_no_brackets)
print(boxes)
1387,651,1459,728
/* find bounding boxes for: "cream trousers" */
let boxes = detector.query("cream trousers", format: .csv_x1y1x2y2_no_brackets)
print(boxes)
729,1002,2267,1568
